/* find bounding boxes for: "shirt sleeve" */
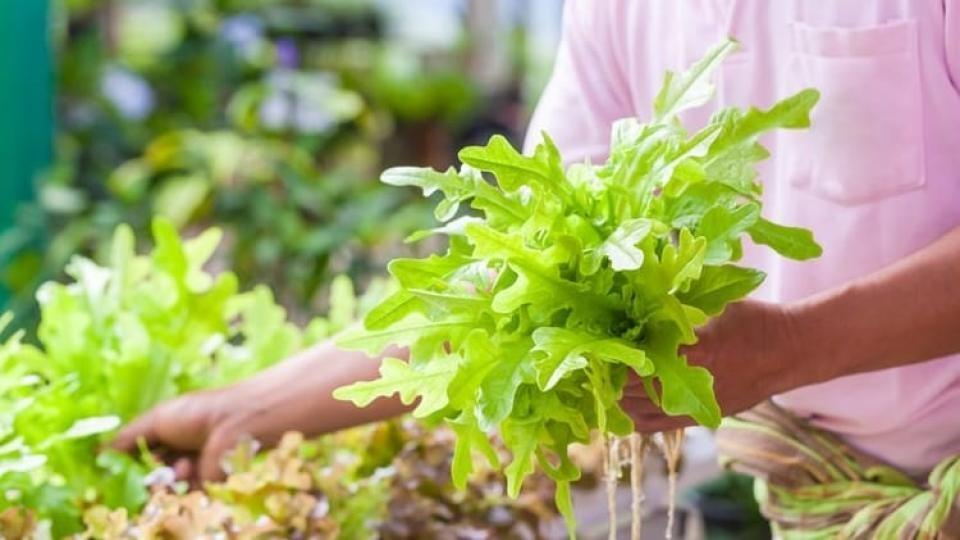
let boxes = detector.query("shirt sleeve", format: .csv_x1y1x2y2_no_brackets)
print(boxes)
946,0,960,92
522,0,633,163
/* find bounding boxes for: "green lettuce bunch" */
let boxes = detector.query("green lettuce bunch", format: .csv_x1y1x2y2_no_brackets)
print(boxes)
335,40,821,532
0,219,349,537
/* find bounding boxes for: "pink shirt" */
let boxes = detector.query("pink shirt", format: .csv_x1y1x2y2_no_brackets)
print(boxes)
525,0,960,476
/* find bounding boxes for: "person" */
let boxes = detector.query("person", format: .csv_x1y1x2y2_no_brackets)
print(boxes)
115,1,960,535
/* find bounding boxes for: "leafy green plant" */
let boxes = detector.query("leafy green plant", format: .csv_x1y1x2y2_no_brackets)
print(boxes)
334,40,822,536
1,0,422,332
0,218,362,537
104,128,432,313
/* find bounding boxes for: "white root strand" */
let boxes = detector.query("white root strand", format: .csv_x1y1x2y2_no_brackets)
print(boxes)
660,429,685,540
604,434,621,540
629,433,650,540
603,430,681,540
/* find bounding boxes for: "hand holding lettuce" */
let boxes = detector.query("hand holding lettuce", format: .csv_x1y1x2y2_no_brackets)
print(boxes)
334,39,822,536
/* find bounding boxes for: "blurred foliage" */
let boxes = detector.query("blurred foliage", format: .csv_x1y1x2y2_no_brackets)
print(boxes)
1,421,563,539
2,0,542,331
0,219,388,536
685,472,771,540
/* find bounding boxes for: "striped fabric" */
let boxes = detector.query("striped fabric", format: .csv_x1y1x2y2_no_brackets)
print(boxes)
715,402,960,539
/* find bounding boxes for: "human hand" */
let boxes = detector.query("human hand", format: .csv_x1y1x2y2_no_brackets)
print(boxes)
111,383,290,483
112,341,410,482
622,300,804,433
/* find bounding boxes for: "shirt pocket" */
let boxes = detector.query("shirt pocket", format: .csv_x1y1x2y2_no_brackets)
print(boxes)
781,20,926,205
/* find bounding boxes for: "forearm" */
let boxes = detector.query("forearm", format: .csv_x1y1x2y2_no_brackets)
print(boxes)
789,226,960,386
229,340,411,437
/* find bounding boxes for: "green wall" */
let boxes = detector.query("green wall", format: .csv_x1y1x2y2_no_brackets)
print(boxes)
0,0,53,304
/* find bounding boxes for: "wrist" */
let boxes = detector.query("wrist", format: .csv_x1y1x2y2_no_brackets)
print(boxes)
781,287,859,389
761,303,811,395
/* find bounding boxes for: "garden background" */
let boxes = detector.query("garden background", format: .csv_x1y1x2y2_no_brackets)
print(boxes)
0,2,769,538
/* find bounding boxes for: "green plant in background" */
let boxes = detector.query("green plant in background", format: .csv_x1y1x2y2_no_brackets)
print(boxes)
3,0,498,333
0,218,374,537
104,128,431,316
334,40,822,536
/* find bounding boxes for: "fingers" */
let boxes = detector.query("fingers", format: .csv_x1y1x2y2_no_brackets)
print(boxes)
622,382,648,398
622,372,663,401
111,395,212,454
621,396,693,433
633,414,690,434
172,456,195,481
628,408,691,433
111,407,161,453
198,425,242,482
